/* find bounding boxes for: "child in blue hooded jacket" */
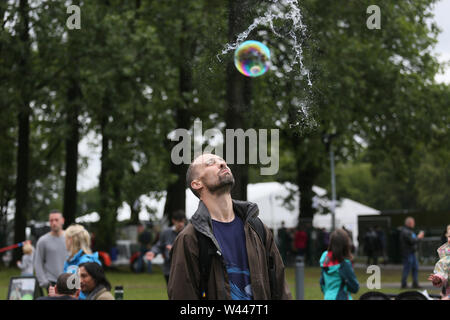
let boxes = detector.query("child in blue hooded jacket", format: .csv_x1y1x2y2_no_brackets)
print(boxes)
320,228,359,300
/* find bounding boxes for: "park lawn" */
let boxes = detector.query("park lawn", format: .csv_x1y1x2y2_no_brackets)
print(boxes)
284,266,440,300
0,265,440,300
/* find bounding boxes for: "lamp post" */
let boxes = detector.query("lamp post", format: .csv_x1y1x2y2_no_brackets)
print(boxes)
329,143,336,232
322,133,338,232
295,255,304,300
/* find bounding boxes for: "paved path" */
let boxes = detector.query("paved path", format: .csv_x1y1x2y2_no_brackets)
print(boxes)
354,263,434,271
362,282,435,289
354,263,437,290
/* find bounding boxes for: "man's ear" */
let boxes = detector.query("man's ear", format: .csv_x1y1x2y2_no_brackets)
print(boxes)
191,179,202,194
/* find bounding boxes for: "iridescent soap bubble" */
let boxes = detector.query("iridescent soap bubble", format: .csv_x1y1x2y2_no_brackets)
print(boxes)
234,40,271,77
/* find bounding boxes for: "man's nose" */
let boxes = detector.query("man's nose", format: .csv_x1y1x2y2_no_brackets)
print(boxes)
218,159,228,167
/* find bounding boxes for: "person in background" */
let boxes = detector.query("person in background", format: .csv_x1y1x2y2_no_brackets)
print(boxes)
375,225,387,264
137,223,153,274
61,224,101,299
78,262,114,300
277,221,290,266
363,227,380,266
293,226,308,258
34,210,67,294
319,228,359,300
37,273,80,300
428,225,450,300
17,241,34,276
400,217,425,289
145,210,186,285
319,228,330,254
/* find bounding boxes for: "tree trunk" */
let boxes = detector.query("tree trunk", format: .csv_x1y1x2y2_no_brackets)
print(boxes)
293,134,324,221
297,163,318,220
163,15,193,221
129,199,140,225
13,0,30,264
97,95,115,252
224,0,252,201
14,109,29,263
163,160,188,222
63,79,80,228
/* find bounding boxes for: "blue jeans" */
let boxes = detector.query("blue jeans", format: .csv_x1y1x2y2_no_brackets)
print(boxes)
137,249,152,273
401,253,419,286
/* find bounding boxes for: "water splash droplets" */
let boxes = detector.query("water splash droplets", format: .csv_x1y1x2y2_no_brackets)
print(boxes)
219,0,311,86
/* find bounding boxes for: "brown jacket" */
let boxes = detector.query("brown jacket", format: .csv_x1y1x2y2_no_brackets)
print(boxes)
167,200,292,300
87,286,115,300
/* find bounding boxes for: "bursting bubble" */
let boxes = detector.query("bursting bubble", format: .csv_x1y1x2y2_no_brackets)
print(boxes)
234,40,271,77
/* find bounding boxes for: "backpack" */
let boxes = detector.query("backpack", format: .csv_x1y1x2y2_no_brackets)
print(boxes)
195,216,277,300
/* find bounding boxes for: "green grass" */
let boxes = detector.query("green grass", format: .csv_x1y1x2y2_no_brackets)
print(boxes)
0,265,440,300
284,266,440,300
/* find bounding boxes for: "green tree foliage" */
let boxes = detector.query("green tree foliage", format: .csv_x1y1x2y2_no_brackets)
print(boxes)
1,0,449,253
268,0,448,218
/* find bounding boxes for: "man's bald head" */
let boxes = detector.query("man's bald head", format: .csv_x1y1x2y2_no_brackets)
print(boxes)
405,217,415,228
186,154,232,199
186,154,216,198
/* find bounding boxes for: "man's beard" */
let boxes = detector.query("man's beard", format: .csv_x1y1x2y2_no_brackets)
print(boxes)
204,173,235,196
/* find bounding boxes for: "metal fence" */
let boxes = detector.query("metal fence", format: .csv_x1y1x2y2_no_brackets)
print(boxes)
417,237,443,265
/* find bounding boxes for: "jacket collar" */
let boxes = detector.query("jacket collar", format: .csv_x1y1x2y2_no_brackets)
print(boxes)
68,249,84,263
190,199,260,250
86,285,107,300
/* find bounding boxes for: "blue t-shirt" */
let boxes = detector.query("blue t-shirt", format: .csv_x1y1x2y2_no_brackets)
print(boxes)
212,216,253,300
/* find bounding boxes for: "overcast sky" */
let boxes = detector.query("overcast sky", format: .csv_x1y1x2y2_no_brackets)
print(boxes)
77,1,450,191
433,0,450,83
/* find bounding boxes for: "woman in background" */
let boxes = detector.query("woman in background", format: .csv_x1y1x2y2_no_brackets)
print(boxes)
78,262,114,300
56,224,101,299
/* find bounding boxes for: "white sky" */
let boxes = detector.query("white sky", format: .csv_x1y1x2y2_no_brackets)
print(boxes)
77,2,450,191
78,131,101,191
433,0,450,84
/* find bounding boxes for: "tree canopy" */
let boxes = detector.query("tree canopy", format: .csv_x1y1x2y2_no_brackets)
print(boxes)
1,0,448,256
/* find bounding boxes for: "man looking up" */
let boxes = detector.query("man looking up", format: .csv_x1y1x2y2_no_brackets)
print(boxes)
168,153,291,300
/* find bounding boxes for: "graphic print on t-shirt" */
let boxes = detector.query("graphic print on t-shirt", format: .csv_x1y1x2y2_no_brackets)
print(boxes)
212,216,253,300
